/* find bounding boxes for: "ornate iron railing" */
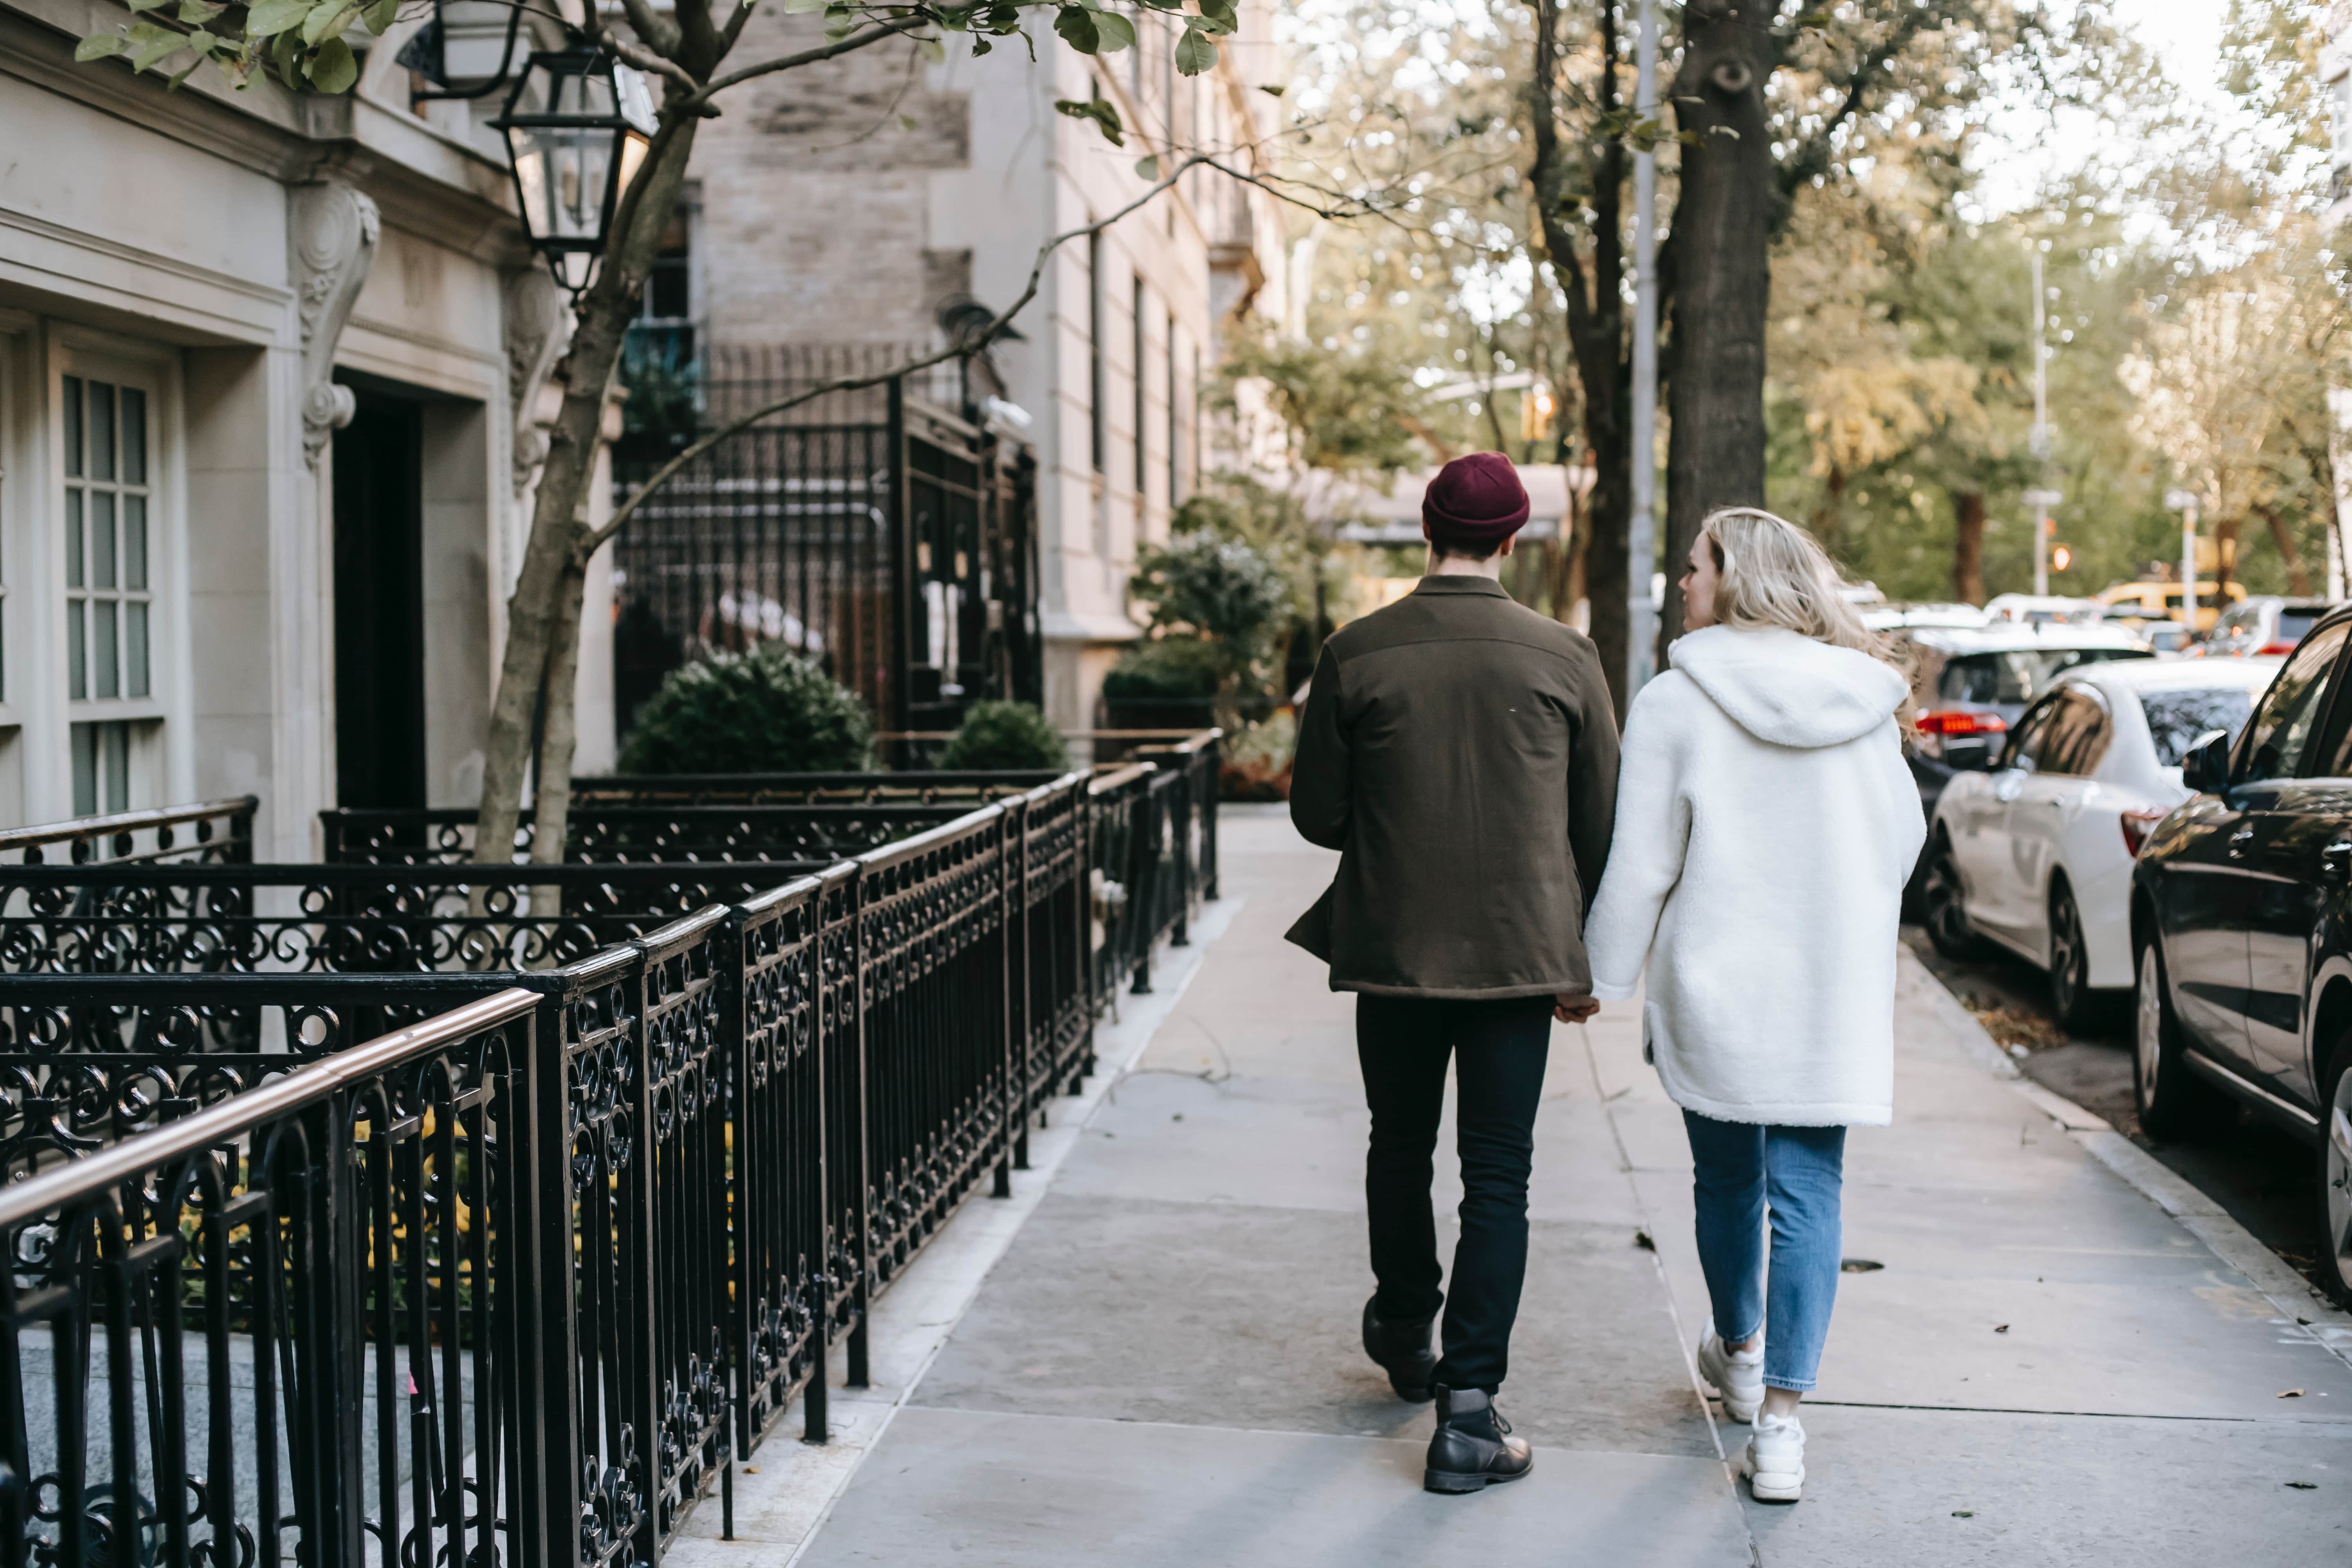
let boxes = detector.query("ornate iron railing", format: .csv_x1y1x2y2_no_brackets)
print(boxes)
0,797,256,868
0,775,1115,1568
0,861,827,978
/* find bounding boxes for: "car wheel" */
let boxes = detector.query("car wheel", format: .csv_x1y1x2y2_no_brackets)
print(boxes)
2048,884,2096,1033
1922,837,1984,960
2321,1045,2352,1308
2134,940,2226,1140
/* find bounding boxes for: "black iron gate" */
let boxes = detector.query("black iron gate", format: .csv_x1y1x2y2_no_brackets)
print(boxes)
612,349,1042,746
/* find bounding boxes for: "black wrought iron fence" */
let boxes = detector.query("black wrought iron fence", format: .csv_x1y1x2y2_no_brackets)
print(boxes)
0,772,1123,1568
0,796,255,868
611,368,1042,745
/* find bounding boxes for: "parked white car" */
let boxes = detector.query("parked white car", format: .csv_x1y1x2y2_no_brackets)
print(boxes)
1920,657,2283,1027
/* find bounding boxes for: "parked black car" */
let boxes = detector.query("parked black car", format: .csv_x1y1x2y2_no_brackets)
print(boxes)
2130,604,2352,1305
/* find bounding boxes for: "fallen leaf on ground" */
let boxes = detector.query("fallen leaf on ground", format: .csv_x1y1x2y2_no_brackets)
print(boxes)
2285,1480,2317,1489
1633,1230,1655,1251
2279,1388,2305,1398
1994,1324,2009,1333
1951,1510,1974,1518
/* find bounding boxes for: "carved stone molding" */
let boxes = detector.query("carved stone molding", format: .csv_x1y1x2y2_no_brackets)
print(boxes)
505,267,574,497
291,181,381,468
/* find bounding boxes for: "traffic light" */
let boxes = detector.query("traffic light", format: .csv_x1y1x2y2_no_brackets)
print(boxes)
1520,384,1556,443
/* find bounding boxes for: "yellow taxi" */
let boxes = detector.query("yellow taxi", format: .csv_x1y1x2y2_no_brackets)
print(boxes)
2095,579,2245,633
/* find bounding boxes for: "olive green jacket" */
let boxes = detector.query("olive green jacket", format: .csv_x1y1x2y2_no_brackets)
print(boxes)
1285,575,1621,999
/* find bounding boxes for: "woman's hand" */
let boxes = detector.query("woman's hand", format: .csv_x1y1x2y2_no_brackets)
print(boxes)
1554,994,1600,1024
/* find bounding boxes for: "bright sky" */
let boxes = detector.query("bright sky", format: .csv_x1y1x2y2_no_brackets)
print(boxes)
1969,0,2241,218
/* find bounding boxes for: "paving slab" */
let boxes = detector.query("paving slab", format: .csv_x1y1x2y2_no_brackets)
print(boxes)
781,806,2352,1564
796,1407,1752,1568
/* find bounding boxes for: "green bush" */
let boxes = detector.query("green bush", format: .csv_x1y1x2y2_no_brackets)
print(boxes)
1101,637,1224,701
939,702,1070,771
619,643,874,774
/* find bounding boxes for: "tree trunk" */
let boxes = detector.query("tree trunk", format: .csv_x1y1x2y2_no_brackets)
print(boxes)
1811,465,1846,558
1657,0,1774,648
474,113,702,868
2261,504,2313,596
1526,0,1632,716
1952,489,1987,605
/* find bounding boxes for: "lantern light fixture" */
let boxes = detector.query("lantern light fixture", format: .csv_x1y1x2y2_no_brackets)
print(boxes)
492,45,658,296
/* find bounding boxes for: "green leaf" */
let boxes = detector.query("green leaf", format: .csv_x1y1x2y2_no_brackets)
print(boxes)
175,0,226,20
1256,82,1284,96
127,22,185,70
74,33,129,59
306,32,357,90
301,2,358,46
1172,24,1215,74
970,33,992,53
1089,9,1134,50
1134,154,1158,179
782,0,825,12
1197,0,1235,27
917,33,946,63
1053,95,1124,146
361,0,397,33
1053,5,1099,52
242,0,310,36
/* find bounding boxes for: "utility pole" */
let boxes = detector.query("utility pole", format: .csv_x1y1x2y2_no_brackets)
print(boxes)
2030,246,2051,599
2167,488,2201,630
1626,0,1659,700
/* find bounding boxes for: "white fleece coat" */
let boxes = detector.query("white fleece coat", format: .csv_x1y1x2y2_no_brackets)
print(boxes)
1584,626,1925,1127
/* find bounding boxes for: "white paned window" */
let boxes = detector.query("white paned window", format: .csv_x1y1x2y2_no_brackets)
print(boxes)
61,372,157,815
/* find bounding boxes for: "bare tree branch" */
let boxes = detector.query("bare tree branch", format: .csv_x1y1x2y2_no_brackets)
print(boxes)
689,16,929,105
590,19,698,91
581,153,1396,558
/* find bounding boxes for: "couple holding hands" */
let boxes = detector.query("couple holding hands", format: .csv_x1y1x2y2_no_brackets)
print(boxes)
1286,453,1924,1504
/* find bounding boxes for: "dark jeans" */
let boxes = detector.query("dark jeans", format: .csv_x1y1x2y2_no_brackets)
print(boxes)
1356,992,1552,1394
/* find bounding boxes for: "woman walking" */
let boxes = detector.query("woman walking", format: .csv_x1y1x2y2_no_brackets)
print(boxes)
1584,507,1924,1503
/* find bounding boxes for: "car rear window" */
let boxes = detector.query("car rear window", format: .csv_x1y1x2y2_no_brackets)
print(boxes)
2276,610,2323,646
2140,688,2256,767
1938,647,2155,705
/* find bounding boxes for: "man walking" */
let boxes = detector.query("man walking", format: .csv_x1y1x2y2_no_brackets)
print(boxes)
1286,452,1620,1494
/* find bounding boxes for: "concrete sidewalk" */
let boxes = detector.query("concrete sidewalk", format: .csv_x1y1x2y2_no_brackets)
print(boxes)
784,806,2352,1564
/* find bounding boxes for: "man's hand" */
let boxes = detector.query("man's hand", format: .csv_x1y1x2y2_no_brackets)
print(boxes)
1554,994,1599,1024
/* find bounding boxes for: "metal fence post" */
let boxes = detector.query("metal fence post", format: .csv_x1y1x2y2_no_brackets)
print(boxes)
845,866,874,1390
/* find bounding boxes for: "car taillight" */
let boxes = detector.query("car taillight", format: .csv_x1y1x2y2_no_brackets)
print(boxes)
2258,641,2298,655
2121,806,2168,857
1917,710,2007,737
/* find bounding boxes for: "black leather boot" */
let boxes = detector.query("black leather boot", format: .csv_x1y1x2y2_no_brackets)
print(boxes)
1423,1385,1533,1494
1361,1296,1438,1402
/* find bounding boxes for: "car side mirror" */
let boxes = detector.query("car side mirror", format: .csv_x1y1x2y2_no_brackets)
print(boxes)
2180,730,2232,794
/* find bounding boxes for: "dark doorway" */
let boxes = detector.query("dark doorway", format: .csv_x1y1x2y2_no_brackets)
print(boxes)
332,389,426,809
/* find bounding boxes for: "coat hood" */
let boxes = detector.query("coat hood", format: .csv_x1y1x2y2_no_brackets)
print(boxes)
1668,625,1906,749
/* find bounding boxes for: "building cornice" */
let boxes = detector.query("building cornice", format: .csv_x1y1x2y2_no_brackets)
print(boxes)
1,0,526,265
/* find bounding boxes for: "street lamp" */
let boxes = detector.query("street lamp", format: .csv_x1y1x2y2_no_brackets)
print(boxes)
2165,487,2201,631
493,46,658,296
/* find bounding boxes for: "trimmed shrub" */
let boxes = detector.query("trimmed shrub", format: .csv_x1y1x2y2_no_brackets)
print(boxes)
939,702,1070,771
1101,636,1223,702
618,643,874,774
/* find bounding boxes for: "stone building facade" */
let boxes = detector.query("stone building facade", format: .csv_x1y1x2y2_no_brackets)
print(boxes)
673,5,1288,729
0,0,615,847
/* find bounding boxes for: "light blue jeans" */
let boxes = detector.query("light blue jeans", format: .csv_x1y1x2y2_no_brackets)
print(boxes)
1682,1111,1847,1393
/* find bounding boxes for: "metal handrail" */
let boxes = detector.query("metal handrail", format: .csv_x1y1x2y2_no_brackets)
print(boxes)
0,795,256,851
0,985,540,1229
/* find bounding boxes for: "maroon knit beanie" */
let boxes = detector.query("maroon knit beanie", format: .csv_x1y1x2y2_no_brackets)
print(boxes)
1422,452,1530,550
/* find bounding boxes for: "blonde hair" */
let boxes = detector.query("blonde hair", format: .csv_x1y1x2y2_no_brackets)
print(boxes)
1697,506,1893,663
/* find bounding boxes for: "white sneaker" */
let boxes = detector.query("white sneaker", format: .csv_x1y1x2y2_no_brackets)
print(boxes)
1739,1412,1806,1503
1695,1328,1764,1424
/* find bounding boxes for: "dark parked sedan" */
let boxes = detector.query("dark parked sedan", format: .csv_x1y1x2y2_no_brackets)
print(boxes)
2130,604,2352,1304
